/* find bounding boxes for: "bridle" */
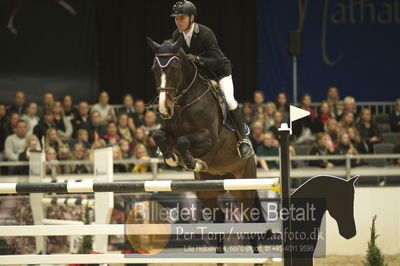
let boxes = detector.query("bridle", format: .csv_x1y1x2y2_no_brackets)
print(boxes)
154,52,199,119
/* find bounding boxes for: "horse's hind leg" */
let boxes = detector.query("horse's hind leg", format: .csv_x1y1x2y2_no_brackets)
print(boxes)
153,129,178,167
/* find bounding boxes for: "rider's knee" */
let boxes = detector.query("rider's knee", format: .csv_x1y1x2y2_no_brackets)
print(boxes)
226,98,238,110
219,75,237,110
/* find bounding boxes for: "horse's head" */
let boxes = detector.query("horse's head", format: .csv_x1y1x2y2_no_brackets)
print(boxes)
292,175,359,240
328,175,358,239
147,36,186,119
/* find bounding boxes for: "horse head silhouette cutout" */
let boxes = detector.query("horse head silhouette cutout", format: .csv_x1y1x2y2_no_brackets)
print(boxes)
288,175,359,266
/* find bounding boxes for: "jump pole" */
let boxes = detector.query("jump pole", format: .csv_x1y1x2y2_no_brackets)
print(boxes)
279,106,310,266
0,178,279,194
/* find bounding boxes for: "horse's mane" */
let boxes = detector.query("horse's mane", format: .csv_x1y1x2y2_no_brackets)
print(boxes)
291,175,350,198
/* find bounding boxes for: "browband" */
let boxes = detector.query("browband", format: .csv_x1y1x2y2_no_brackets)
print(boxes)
155,53,180,68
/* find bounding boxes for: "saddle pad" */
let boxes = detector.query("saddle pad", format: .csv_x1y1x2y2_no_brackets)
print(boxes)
209,83,237,134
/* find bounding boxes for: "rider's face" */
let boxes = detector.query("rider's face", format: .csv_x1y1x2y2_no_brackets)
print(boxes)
175,15,192,32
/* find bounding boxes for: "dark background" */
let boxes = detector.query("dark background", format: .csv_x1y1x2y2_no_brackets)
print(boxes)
0,0,257,105
258,0,400,102
96,0,257,104
0,0,98,104
0,0,398,105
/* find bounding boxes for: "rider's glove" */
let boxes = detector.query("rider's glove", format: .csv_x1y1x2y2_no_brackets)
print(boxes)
186,54,200,64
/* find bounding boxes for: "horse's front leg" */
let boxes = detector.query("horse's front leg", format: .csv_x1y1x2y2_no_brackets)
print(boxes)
152,129,179,167
176,131,212,172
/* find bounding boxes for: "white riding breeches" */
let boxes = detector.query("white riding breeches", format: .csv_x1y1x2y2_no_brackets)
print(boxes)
219,75,238,110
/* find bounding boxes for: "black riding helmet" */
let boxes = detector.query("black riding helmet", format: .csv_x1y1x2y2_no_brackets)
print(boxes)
170,0,197,18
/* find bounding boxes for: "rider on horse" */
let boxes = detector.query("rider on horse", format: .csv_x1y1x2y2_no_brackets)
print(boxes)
169,0,253,159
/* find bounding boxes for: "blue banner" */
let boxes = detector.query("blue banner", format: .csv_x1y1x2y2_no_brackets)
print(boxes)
258,0,400,102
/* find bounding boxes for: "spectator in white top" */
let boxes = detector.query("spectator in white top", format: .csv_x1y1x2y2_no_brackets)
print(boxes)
342,96,358,120
265,102,277,129
91,91,116,126
21,102,39,135
4,120,28,162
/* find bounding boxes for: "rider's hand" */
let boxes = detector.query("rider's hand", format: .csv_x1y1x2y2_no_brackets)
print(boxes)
186,54,199,64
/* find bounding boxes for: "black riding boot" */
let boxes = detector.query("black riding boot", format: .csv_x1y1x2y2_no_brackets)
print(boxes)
229,107,254,158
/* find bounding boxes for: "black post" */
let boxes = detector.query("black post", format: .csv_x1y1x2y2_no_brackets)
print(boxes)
278,127,292,266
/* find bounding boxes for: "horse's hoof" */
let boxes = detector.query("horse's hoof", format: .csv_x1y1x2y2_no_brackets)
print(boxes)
194,159,208,172
165,153,178,167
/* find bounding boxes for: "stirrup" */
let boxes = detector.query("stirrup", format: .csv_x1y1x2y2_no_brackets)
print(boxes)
236,138,254,159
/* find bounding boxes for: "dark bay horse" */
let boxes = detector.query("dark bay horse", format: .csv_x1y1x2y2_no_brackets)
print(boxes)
147,36,258,256
288,175,358,266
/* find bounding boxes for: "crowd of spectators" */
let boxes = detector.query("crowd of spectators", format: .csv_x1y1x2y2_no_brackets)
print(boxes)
250,87,400,169
0,91,160,175
0,87,399,175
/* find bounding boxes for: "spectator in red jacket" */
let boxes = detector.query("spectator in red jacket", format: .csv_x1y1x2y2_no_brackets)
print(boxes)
312,101,331,133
